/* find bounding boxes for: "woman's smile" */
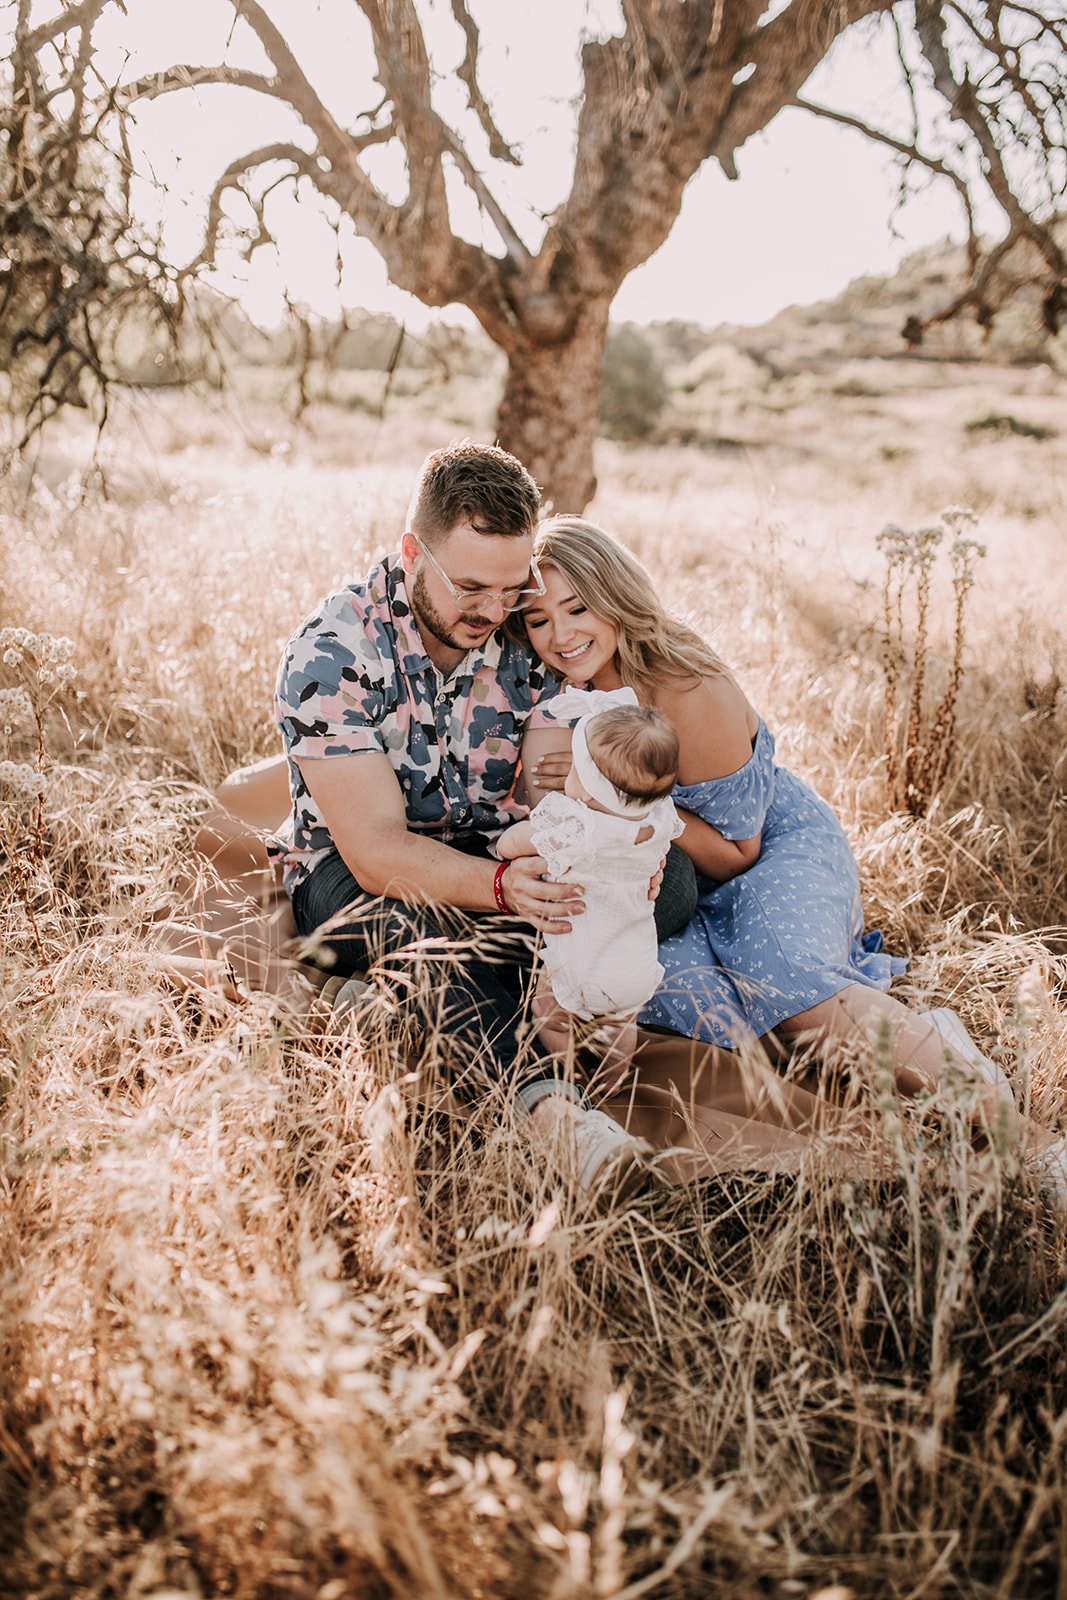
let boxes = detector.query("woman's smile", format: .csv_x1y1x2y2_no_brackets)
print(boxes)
523,565,621,686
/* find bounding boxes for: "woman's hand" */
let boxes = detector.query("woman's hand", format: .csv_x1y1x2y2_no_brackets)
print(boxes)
500,853,585,934
531,751,573,793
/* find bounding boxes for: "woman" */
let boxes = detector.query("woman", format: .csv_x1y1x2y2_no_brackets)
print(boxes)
515,516,1067,1197
150,737,850,1183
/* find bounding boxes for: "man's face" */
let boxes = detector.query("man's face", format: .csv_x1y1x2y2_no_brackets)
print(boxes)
402,520,536,658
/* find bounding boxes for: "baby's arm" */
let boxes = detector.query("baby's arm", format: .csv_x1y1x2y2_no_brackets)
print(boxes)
496,818,536,859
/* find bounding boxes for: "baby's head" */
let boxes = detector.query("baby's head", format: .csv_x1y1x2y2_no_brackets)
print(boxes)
566,705,679,817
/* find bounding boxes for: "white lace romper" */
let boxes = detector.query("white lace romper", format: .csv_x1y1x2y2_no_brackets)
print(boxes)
529,789,684,1019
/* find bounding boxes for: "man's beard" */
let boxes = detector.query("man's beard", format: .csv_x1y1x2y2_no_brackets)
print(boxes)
410,568,495,654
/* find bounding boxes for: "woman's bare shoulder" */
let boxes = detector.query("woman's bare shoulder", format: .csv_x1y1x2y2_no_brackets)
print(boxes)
655,673,759,785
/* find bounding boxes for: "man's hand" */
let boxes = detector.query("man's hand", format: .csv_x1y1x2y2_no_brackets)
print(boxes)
501,853,585,934
649,853,666,903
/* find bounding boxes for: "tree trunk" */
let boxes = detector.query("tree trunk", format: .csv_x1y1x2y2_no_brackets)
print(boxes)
493,298,611,514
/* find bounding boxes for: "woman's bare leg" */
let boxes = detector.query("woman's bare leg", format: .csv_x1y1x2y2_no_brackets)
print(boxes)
531,980,637,1098
774,984,1064,1169
193,754,292,874
150,754,304,999
774,986,950,1097
601,1030,869,1182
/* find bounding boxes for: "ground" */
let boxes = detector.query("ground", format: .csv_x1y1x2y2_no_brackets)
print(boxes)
2,323,1067,1598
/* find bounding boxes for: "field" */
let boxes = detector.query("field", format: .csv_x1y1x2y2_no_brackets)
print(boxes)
3,338,1067,1599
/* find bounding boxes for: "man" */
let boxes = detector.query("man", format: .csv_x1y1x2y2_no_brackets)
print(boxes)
272,440,689,1197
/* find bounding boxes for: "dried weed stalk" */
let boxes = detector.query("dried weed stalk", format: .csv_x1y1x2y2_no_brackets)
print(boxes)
0,627,74,966
878,508,986,817
3,415,1067,1597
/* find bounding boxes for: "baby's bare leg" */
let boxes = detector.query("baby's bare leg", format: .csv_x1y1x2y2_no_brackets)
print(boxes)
593,1016,638,1097
531,976,574,1061
531,977,637,1098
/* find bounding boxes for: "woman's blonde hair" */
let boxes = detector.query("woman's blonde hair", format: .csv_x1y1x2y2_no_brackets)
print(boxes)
515,516,726,698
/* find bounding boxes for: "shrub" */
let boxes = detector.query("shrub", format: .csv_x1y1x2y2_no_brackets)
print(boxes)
598,324,667,440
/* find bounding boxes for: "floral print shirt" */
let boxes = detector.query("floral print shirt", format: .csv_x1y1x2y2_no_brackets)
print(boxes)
272,555,561,891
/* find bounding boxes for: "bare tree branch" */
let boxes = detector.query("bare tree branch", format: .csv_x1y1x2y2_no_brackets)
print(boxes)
186,142,322,271
120,64,281,104
789,93,978,246
915,0,1067,281
349,0,531,266
216,0,362,168
448,0,519,165
902,228,1021,342
712,0,897,176
25,0,115,54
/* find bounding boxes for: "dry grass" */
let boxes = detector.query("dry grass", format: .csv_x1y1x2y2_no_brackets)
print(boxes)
3,372,1067,1598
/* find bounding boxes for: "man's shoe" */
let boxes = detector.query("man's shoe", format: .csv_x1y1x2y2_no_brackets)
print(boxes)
330,975,373,1021
571,1107,653,1205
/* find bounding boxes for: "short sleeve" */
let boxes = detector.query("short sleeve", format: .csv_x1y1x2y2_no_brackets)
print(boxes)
529,791,596,877
526,670,563,732
648,796,686,847
275,593,392,762
673,721,775,840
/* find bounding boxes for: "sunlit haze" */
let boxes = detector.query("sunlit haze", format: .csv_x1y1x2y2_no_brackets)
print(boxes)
91,0,979,330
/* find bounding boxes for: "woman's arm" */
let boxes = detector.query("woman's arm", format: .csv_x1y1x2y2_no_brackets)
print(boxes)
659,676,763,883
519,724,574,806
673,808,761,882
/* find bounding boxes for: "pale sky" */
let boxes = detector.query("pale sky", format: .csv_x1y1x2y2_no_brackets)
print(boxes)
97,0,978,331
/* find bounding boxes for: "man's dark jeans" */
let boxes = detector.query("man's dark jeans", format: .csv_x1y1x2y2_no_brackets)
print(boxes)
291,838,698,1104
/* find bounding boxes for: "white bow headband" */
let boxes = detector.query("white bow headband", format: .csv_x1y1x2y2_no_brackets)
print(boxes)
548,686,653,817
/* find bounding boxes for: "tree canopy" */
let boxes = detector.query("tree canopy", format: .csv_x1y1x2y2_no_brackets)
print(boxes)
4,1,1067,505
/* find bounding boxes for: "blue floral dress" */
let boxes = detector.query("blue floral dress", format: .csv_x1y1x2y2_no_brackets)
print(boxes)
639,719,904,1048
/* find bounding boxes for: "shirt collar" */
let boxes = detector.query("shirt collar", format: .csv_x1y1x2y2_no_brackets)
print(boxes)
379,554,505,683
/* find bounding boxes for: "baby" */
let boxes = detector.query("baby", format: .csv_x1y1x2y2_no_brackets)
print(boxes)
497,687,683,1083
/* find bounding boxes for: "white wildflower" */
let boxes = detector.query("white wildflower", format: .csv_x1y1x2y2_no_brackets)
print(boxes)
951,537,987,562
35,632,76,663
0,686,32,724
0,628,76,685
0,759,45,798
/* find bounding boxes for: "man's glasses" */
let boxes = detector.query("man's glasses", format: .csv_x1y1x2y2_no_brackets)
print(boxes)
416,538,546,613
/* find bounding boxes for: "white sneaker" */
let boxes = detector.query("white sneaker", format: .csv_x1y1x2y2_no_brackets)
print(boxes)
330,975,373,1021
1026,1136,1067,1211
570,1107,653,1205
921,1007,1015,1103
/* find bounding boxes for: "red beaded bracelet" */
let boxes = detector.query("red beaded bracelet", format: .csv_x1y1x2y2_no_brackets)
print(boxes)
493,860,513,914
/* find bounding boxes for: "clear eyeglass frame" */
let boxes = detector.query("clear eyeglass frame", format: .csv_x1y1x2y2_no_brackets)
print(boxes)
416,538,546,613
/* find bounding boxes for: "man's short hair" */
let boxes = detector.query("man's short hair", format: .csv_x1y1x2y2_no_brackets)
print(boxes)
407,439,541,545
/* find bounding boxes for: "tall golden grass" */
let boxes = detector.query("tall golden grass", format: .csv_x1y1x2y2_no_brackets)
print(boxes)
3,382,1067,1598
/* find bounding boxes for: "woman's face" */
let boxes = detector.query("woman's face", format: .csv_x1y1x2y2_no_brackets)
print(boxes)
522,563,621,688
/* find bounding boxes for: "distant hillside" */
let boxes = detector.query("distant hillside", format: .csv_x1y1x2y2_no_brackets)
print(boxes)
110,235,1066,440
684,234,1067,373
602,235,1067,444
